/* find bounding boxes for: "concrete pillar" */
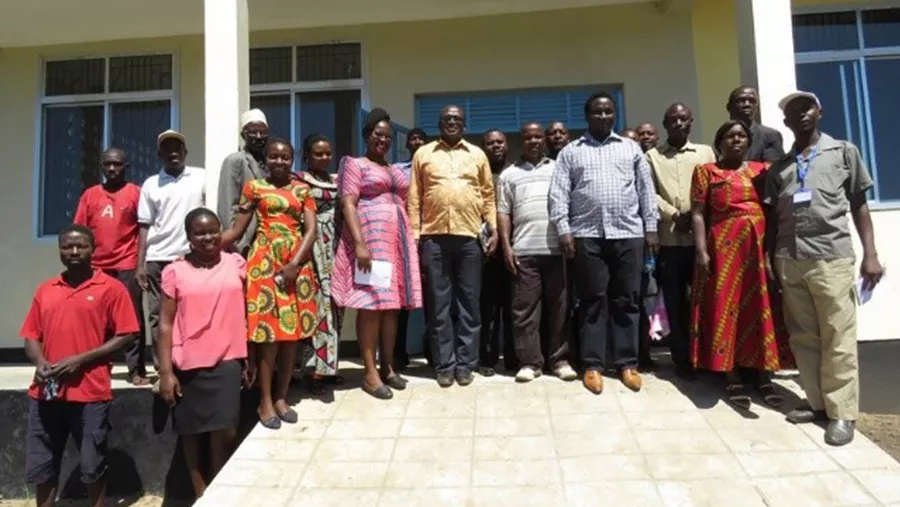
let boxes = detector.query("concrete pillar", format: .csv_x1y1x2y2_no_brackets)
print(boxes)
734,0,797,145
203,0,250,209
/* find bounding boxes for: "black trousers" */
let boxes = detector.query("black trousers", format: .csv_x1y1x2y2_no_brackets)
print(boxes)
145,260,171,371
657,246,695,369
421,235,483,375
573,237,643,371
511,256,571,370
104,269,146,376
480,255,514,370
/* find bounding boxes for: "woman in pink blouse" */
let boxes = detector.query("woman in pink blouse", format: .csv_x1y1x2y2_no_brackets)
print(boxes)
157,208,250,499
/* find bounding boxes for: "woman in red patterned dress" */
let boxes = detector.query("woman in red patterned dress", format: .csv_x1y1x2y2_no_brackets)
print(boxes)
690,120,792,409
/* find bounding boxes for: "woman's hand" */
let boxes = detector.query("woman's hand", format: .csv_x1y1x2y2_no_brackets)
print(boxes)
241,360,257,389
159,371,182,407
695,250,711,279
277,262,301,286
355,243,372,273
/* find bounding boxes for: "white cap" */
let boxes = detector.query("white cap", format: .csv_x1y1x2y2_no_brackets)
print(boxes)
156,129,187,148
778,91,822,111
240,109,268,130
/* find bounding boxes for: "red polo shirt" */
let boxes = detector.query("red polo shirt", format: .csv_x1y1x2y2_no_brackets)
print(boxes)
74,183,141,271
21,270,140,402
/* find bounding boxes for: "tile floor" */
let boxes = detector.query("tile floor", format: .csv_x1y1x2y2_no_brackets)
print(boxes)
194,362,900,507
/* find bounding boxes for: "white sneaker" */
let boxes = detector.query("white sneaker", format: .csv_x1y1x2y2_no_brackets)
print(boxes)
554,363,578,382
515,366,541,383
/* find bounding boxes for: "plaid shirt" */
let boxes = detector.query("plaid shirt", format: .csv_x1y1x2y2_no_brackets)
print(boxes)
548,132,658,239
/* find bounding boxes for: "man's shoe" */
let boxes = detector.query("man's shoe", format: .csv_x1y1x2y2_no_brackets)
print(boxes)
825,420,856,446
436,372,455,388
456,371,475,386
554,363,578,382
583,370,604,394
515,366,541,383
786,405,828,424
620,368,642,392
477,366,496,377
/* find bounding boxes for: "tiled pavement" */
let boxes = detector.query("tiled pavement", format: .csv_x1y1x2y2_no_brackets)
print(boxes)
195,362,900,507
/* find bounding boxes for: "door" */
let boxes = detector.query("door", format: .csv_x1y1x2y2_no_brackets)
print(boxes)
298,90,361,173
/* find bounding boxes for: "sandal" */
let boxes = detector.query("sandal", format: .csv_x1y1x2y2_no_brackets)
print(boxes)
726,383,752,409
382,374,408,391
758,383,784,408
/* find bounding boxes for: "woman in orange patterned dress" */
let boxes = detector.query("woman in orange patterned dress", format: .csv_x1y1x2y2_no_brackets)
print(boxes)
222,138,318,429
690,120,792,410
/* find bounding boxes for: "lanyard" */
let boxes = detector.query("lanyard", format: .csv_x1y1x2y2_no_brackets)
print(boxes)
796,146,818,188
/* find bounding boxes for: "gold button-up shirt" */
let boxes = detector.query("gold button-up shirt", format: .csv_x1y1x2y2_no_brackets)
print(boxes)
647,141,716,247
408,139,497,239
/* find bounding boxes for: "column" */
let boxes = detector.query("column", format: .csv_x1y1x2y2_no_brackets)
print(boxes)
203,0,250,209
734,0,797,145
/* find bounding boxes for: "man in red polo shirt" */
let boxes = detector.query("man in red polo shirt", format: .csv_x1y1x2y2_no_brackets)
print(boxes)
74,148,146,385
22,224,140,507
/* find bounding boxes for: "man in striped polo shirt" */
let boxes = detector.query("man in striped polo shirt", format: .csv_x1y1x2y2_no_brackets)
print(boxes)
498,122,577,383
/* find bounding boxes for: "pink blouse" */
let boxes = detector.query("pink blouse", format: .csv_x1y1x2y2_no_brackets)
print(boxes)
162,252,248,370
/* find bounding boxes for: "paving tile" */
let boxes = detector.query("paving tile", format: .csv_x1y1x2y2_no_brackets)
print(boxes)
228,487,294,507
634,429,730,454
476,393,549,418
852,468,900,504
623,411,710,430
828,446,900,470
332,396,409,420
312,438,395,462
245,420,328,440
230,437,318,462
193,485,251,507
378,489,469,507
657,479,767,507
559,455,651,482
551,412,630,434
703,405,789,428
473,435,556,460
715,425,819,453
392,437,473,461
755,472,877,506
292,399,342,420
214,459,300,488
405,395,476,418
646,453,747,480
471,459,561,487
383,460,471,489
547,390,620,415
475,416,553,437
565,481,664,507
289,489,381,507
619,391,698,412
553,430,642,456
734,450,840,477
470,486,567,507
399,417,474,437
298,461,389,489
323,418,403,439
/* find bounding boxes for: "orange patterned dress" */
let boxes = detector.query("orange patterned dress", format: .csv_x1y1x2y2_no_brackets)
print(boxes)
240,178,318,343
689,162,793,372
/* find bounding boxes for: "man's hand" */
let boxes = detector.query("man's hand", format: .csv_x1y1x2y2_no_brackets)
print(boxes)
486,229,499,257
695,249,711,279
559,234,576,259
765,257,780,293
860,253,884,291
504,247,520,276
49,356,85,381
34,363,52,386
644,231,660,256
159,371,182,407
673,212,693,233
136,266,149,291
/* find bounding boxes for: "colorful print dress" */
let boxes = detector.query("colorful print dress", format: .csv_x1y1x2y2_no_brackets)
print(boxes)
298,171,341,375
240,178,318,343
332,156,423,311
689,162,793,372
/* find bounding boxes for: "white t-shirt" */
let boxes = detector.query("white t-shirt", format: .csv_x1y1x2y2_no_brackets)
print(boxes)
138,166,206,262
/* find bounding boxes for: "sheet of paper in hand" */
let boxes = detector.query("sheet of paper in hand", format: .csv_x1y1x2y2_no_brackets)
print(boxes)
354,260,392,289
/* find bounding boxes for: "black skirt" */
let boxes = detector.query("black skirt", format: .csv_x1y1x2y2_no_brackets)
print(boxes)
172,360,242,435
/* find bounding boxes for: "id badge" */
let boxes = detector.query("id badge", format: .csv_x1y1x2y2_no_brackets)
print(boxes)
793,188,812,204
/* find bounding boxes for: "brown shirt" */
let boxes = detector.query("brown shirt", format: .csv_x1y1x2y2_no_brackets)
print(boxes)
764,133,873,260
647,141,716,247
408,139,497,239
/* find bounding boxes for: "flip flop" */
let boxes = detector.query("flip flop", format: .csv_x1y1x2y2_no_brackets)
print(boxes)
726,383,752,410
758,383,785,408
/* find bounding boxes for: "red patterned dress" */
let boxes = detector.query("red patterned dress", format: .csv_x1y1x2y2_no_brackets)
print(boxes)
332,156,422,311
690,162,793,372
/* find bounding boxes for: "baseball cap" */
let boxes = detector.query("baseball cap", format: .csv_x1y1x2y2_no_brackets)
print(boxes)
778,92,822,111
157,129,187,148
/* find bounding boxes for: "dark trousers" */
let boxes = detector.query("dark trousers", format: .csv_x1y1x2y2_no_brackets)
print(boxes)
573,237,643,371
145,260,171,371
657,246,695,369
104,269,146,376
638,270,653,364
512,255,571,370
421,235,482,375
396,309,410,365
480,255,514,370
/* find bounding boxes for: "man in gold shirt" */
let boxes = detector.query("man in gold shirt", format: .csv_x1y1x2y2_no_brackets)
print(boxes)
408,105,498,388
647,103,715,379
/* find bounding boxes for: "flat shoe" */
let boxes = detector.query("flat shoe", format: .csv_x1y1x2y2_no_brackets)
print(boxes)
260,416,282,430
278,408,298,424
382,374,408,390
362,382,394,400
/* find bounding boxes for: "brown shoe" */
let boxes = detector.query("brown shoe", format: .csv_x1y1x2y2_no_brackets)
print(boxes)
621,368,642,392
583,370,604,394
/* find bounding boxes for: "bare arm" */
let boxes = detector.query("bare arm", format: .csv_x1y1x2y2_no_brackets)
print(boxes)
287,208,318,267
851,194,877,259
690,201,707,255
156,295,177,376
340,195,366,250
221,210,254,249
137,225,149,268
24,339,48,370
498,213,513,252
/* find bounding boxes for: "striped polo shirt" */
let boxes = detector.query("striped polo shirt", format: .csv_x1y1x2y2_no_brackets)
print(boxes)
497,158,560,257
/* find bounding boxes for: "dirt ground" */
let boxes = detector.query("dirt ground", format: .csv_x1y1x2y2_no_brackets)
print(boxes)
859,412,900,462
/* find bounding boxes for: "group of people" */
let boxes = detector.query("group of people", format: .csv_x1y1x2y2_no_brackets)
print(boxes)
20,83,881,506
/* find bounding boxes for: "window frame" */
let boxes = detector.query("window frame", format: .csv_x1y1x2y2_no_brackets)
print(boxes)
33,52,179,240
793,3,900,207
248,41,369,149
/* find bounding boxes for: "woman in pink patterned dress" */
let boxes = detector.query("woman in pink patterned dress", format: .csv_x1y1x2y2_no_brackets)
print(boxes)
332,109,423,400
